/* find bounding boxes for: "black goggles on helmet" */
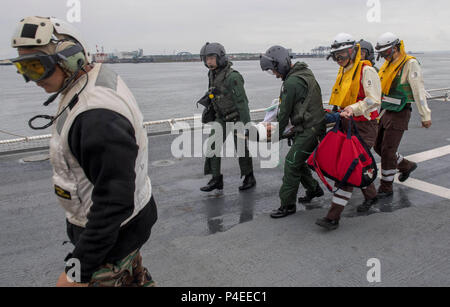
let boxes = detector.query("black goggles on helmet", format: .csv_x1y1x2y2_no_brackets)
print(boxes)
376,46,395,61
330,41,354,51
327,49,352,62
327,43,354,62
375,40,399,61
11,44,83,82
378,47,394,60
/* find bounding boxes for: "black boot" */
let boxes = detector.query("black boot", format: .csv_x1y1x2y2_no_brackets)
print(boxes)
399,162,418,183
298,185,324,204
315,218,340,231
357,197,379,213
239,172,256,191
270,205,296,219
200,175,224,192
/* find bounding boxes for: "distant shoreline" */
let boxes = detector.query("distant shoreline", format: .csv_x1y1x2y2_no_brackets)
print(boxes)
2,51,448,67
0,60,12,66
93,54,330,64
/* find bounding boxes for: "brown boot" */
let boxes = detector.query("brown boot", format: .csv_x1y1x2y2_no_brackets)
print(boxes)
316,203,345,231
378,179,393,198
398,160,418,183
326,203,345,221
316,218,340,230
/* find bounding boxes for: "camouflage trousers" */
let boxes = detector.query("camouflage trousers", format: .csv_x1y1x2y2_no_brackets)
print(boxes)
89,250,155,287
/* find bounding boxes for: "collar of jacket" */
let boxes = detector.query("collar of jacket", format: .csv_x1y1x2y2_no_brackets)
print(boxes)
284,62,309,80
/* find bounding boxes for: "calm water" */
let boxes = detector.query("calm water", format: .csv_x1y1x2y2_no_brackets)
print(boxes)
1,54,449,140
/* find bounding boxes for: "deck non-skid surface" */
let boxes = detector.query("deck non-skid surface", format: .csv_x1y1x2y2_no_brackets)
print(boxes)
0,101,449,287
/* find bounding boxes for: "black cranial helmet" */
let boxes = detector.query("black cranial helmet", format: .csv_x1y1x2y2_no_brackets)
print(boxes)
260,45,292,80
200,42,228,68
359,39,376,65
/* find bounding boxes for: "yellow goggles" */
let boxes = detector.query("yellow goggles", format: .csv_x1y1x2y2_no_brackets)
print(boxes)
11,53,57,82
14,59,47,81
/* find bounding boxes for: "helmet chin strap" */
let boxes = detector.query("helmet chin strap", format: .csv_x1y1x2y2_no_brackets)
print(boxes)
346,46,357,67
377,45,397,63
343,57,351,68
377,53,382,62
43,66,80,106
341,50,352,68
28,59,88,130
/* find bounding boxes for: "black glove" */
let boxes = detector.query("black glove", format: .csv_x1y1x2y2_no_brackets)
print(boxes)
196,93,211,108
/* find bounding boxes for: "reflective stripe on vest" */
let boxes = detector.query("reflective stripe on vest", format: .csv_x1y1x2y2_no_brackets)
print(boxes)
381,63,414,112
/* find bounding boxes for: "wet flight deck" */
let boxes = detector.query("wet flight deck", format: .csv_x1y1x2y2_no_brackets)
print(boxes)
0,100,449,287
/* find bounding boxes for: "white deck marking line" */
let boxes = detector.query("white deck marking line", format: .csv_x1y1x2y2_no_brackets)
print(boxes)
376,145,450,200
396,176,450,200
404,145,450,163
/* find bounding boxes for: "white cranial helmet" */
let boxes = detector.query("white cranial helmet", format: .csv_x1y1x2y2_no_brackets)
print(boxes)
375,32,400,52
330,33,356,53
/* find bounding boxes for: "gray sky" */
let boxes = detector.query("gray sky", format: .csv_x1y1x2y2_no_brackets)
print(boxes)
1,0,449,59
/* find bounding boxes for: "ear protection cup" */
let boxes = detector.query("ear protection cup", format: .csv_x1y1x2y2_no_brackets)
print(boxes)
55,40,86,74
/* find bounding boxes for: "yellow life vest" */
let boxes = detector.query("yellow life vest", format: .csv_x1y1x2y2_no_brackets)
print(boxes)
329,44,372,108
378,40,416,95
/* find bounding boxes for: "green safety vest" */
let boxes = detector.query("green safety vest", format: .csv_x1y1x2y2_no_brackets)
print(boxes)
381,64,415,112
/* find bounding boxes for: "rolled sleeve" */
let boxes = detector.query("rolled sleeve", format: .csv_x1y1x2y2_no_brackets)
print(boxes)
406,59,431,122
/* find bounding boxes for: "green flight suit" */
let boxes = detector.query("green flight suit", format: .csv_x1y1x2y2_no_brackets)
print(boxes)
278,62,326,208
204,62,253,178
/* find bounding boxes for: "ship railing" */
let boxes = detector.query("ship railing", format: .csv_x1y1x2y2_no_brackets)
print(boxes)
0,108,268,155
426,88,450,101
1,93,448,155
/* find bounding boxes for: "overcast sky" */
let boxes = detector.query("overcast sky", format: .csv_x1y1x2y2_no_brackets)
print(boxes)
1,0,449,58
